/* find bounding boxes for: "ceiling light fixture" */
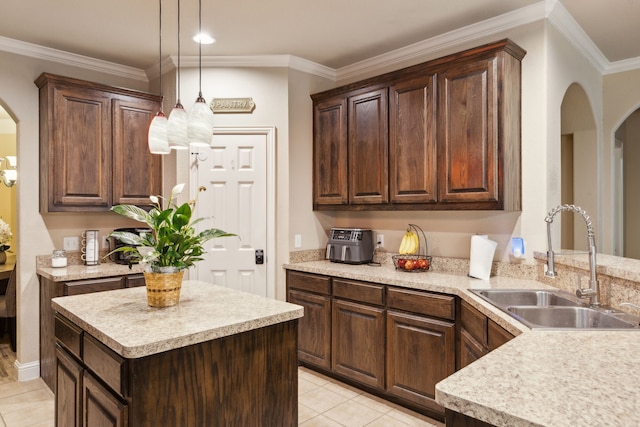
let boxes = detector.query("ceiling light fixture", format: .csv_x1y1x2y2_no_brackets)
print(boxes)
187,0,215,147
148,0,170,155
0,156,17,187
167,0,189,150
193,33,215,45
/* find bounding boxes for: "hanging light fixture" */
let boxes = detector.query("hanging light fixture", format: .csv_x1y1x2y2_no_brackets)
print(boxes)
187,0,215,147
0,156,17,187
148,0,170,155
167,0,189,150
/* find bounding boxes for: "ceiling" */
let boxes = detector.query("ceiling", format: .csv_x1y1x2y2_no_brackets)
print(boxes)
0,0,638,73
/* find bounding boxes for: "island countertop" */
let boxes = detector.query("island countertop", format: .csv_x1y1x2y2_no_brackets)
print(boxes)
52,280,303,359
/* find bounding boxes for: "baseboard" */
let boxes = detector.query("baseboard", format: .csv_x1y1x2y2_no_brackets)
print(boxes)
15,359,39,382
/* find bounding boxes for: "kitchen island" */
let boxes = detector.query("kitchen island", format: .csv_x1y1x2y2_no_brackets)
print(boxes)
51,280,303,427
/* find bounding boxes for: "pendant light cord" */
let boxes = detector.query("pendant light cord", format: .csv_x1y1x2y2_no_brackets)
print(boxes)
158,0,162,99
176,0,181,104
198,0,203,98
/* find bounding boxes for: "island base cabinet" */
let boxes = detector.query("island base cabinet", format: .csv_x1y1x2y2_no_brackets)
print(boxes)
445,408,496,427
55,314,298,427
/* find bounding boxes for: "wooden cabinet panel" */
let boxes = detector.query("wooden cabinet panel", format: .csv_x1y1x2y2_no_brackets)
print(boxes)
112,98,162,207
41,82,112,211
387,311,455,414
83,372,128,427
55,314,83,360
348,88,389,204
36,73,162,212
64,277,125,296
332,299,385,388
56,346,83,427
288,289,332,369
332,278,384,306
438,56,498,205
313,96,348,206
388,287,455,320
488,319,514,351
459,328,488,369
460,300,488,345
83,334,126,397
287,270,331,295
389,74,438,204
125,274,146,288
311,39,524,211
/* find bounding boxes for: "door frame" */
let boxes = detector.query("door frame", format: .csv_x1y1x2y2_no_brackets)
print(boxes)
190,126,277,299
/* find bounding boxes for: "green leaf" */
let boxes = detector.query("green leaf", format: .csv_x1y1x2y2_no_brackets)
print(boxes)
110,205,153,225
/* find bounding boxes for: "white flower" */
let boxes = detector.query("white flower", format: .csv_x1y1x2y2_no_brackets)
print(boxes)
0,219,11,250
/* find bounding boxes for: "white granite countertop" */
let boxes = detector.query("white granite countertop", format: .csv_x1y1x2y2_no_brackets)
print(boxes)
284,260,640,427
52,280,303,359
38,262,146,281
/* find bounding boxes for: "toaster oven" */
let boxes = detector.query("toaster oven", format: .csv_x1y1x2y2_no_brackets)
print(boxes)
108,227,152,264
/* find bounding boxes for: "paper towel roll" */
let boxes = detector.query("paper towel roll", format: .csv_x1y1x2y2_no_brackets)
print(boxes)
469,235,498,280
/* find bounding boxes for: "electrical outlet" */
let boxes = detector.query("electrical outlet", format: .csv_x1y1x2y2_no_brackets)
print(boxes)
102,236,110,249
294,234,302,248
377,234,384,248
63,236,79,251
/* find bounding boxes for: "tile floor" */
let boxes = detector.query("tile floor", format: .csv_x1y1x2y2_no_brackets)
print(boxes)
0,336,444,427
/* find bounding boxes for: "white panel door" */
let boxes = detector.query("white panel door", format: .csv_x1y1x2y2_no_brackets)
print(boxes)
190,127,275,298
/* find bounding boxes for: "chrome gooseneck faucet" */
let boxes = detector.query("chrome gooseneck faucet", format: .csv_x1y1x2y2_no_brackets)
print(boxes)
544,204,600,306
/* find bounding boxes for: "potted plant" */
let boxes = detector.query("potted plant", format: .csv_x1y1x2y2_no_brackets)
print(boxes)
0,218,12,265
108,183,236,307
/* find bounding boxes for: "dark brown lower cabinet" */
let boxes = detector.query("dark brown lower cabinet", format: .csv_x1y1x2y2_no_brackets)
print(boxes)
40,273,146,391
54,313,298,427
387,311,455,414
332,299,385,388
445,408,496,427
288,289,332,369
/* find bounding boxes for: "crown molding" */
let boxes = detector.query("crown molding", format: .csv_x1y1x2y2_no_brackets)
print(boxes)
545,0,609,74
335,1,547,82
0,36,148,82
152,54,336,80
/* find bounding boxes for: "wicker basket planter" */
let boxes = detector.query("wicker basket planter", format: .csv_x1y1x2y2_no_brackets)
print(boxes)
143,270,185,308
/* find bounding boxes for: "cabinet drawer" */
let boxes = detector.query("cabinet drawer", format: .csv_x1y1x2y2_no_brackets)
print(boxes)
55,314,83,360
287,271,331,295
333,279,384,306
126,274,146,288
64,277,125,296
387,287,455,320
83,334,126,397
461,300,488,346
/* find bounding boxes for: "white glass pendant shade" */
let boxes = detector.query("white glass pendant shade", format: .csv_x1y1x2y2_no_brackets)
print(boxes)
148,112,170,154
188,95,214,147
167,103,189,150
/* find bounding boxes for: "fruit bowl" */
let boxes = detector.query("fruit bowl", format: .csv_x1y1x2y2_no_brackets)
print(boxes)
393,255,432,272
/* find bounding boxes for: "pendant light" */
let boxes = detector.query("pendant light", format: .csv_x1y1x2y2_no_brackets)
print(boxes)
148,0,170,155
187,0,215,147
167,0,189,150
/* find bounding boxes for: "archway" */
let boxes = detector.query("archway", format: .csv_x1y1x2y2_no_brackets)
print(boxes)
560,83,597,251
614,109,640,259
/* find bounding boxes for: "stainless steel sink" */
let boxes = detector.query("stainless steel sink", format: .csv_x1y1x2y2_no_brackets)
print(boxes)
473,289,582,307
470,288,640,330
507,306,639,329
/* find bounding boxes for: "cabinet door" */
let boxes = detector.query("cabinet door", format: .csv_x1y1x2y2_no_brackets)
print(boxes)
83,371,128,427
125,274,146,288
488,319,514,351
389,74,438,204
459,328,488,370
313,96,348,206
47,83,112,211
288,290,332,369
438,55,499,206
112,97,162,207
387,311,455,413
332,299,385,388
56,346,83,427
348,88,389,205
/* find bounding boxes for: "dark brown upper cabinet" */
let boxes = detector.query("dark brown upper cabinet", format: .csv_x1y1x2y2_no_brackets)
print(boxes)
311,39,526,211
36,73,162,213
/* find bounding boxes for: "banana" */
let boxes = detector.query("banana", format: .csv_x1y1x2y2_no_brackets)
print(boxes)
399,229,420,255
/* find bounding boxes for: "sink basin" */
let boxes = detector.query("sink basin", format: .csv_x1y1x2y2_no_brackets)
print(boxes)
470,288,640,330
472,289,582,307
507,306,640,330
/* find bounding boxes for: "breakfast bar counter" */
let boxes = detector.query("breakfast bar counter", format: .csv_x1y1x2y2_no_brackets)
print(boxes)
51,280,303,427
